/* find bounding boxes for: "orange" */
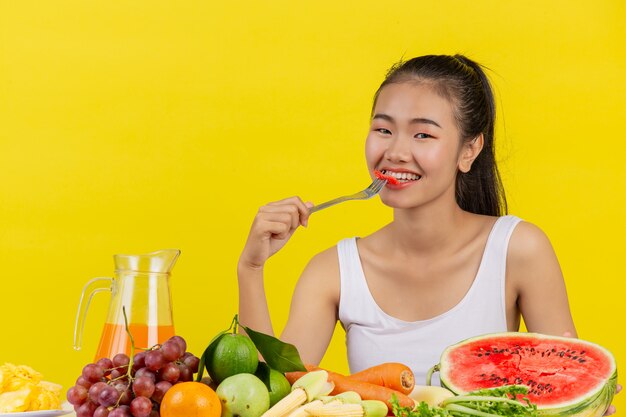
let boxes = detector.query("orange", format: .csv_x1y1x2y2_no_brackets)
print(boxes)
160,381,222,417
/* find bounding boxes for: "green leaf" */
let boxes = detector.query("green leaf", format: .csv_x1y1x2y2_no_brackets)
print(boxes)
241,324,307,372
255,361,272,391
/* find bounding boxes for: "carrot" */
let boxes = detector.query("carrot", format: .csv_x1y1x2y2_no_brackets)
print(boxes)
348,362,415,395
285,365,414,411
325,369,414,410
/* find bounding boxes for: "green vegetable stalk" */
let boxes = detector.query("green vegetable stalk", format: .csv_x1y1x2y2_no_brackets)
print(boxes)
391,385,538,417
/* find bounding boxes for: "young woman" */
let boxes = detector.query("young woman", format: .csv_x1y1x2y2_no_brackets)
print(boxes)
236,55,618,412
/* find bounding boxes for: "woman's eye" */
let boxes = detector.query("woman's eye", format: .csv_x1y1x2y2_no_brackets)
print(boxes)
376,128,392,135
415,133,432,139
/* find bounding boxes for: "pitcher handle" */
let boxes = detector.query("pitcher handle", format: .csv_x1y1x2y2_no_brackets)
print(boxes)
73,277,113,351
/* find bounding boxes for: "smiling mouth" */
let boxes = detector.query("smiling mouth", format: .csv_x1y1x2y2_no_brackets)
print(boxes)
380,169,422,183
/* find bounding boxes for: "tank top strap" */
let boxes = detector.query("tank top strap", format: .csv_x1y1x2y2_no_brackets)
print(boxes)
337,237,371,325
337,237,361,281
479,215,523,282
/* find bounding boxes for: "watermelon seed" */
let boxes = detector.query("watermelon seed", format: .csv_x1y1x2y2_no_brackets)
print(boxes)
573,356,578,360
581,350,586,355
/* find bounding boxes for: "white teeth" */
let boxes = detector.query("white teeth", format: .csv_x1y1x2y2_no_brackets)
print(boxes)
382,170,421,181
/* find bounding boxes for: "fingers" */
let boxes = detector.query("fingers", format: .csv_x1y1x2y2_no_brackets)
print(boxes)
251,196,311,241
241,196,313,268
265,196,312,228
602,385,621,415
255,215,293,239
257,209,298,235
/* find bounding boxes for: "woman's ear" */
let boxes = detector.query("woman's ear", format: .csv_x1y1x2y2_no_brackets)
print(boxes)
458,134,484,173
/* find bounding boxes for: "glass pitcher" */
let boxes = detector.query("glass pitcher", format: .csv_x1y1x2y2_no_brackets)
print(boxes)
74,249,180,360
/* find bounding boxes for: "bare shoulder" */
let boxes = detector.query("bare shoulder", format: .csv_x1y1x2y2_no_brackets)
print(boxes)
296,243,341,303
508,221,555,263
506,220,562,292
302,244,341,278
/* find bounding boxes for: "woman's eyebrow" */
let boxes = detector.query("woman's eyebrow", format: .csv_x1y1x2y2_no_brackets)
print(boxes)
372,113,441,128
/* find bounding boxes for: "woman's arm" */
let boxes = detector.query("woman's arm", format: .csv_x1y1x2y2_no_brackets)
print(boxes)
506,221,577,336
238,246,340,365
280,247,340,365
237,196,312,336
507,221,623,416
237,196,339,364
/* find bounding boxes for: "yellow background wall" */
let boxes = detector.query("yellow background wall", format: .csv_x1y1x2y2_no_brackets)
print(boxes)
1,0,624,409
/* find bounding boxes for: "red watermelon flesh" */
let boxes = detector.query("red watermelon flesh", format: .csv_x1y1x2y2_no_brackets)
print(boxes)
436,333,617,416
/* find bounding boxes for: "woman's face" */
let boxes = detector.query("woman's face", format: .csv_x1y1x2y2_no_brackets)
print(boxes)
365,81,466,210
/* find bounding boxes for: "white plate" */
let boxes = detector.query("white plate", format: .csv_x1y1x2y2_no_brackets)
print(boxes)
0,411,72,417
0,403,73,417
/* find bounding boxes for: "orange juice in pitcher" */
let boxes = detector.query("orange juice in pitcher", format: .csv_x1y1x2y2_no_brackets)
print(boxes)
74,249,180,360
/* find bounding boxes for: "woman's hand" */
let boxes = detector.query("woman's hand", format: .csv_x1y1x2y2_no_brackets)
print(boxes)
563,332,620,416
239,196,313,270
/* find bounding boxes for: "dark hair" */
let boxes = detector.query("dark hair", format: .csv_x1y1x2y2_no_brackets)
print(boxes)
373,54,507,216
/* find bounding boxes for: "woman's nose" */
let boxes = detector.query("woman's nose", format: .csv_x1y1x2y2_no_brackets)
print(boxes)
384,136,412,162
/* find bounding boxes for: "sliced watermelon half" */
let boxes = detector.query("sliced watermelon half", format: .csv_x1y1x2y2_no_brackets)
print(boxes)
429,332,617,417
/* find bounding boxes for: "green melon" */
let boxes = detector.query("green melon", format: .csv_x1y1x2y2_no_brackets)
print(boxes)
429,332,617,417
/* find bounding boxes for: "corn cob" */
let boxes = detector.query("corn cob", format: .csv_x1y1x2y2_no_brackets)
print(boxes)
262,370,334,417
285,400,324,417
305,400,387,417
319,391,362,404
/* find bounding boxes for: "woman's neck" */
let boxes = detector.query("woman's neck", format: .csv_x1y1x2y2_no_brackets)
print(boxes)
388,203,468,255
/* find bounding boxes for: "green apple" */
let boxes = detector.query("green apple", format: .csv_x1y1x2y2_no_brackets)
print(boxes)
216,373,270,417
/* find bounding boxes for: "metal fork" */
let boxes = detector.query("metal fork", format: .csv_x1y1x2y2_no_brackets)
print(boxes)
309,178,387,214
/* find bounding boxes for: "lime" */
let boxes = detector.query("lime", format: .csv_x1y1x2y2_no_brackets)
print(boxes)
267,369,291,407
216,373,270,417
208,333,259,385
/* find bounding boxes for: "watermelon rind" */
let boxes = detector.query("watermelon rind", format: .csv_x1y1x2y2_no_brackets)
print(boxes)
434,332,617,417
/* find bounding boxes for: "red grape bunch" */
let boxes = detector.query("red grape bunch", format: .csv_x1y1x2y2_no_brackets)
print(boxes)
67,335,200,417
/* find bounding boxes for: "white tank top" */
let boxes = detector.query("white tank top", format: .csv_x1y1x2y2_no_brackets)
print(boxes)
337,215,522,386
